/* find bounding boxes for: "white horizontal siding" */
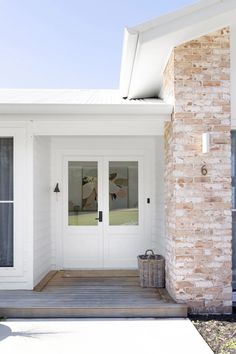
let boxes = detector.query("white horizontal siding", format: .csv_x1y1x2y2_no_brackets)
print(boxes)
33,136,52,286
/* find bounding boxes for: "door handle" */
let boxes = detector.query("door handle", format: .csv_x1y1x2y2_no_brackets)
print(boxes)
95,211,103,222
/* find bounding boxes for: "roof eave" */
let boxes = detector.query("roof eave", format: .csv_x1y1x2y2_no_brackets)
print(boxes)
120,0,236,100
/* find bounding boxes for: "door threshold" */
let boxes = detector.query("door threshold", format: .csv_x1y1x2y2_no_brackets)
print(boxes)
60,269,139,278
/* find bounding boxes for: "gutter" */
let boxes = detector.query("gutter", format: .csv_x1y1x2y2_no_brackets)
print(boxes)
0,102,173,116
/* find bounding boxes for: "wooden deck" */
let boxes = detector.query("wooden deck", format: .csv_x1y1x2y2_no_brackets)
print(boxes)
0,270,187,318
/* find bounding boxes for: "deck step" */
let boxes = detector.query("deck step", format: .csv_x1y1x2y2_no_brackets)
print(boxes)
0,305,187,318
0,271,188,318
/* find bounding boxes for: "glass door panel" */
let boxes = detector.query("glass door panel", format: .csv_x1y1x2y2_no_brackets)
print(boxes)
0,137,14,267
109,161,138,226
68,161,98,226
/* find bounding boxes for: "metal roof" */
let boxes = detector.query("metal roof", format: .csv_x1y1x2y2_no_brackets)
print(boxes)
0,89,158,105
0,89,173,115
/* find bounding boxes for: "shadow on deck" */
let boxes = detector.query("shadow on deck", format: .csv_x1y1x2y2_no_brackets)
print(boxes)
0,270,187,318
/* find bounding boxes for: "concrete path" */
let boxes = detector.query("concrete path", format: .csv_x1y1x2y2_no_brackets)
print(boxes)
0,318,213,354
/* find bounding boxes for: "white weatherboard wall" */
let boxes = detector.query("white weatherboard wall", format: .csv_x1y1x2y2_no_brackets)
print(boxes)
33,136,52,286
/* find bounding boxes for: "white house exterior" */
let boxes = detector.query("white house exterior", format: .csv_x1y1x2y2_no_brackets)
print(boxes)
0,0,236,314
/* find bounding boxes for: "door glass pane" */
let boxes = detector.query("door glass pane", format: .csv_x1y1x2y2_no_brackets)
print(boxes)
68,161,98,226
0,138,13,201
109,161,138,225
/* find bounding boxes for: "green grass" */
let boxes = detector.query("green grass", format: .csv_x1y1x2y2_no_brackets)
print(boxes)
69,209,138,226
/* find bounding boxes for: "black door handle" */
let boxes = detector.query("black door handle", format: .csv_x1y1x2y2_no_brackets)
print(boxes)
95,211,103,222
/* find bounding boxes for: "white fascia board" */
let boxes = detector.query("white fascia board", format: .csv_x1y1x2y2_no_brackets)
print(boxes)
124,0,236,99
139,0,236,43
0,102,173,116
132,0,226,33
119,28,139,98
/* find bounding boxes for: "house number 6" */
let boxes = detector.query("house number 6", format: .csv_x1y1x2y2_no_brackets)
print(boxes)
201,165,208,176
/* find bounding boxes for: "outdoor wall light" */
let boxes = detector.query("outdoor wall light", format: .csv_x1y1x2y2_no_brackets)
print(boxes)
54,183,60,193
201,132,210,176
202,132,210,154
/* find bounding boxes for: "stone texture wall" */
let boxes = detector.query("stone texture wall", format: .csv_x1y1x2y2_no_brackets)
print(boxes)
163,27,232,314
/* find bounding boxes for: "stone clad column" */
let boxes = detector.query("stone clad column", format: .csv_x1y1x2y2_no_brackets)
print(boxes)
163,28,232,314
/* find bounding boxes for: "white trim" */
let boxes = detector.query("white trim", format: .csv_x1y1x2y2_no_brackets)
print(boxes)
0,102,173,116
30,118,167,136
26,121,34,288
119,28,139,98
133,0,233,33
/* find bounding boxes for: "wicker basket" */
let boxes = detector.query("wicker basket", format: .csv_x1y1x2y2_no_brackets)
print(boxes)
138,249,165,288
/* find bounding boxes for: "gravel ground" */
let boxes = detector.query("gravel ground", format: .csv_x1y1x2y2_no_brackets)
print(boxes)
190,314,236,354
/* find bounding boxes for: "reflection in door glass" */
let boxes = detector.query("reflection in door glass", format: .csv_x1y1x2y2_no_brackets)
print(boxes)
68,162,98,226
109,161,138,225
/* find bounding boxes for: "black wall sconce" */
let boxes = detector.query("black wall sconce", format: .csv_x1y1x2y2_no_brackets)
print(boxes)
54,183,60,193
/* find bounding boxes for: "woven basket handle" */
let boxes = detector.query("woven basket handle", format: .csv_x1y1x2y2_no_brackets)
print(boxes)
145,249,155,257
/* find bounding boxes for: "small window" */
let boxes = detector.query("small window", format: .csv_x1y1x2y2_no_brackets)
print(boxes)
0,137,14,267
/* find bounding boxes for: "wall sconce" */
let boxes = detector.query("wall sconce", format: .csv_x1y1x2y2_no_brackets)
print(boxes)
202,132,210,154
54,183,60,193
201,132,210,176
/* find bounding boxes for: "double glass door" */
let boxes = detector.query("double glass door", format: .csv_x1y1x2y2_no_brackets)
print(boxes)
62,155,145,269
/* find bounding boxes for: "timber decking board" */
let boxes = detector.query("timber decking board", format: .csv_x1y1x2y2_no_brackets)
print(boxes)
0,271,187,318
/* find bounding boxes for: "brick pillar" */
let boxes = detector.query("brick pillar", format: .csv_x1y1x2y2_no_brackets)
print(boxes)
163,28,232,314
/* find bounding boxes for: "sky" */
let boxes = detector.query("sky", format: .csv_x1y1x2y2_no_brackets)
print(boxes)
0,0,196,89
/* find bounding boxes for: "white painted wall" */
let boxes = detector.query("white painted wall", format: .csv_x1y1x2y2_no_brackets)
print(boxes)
33,136,52,286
